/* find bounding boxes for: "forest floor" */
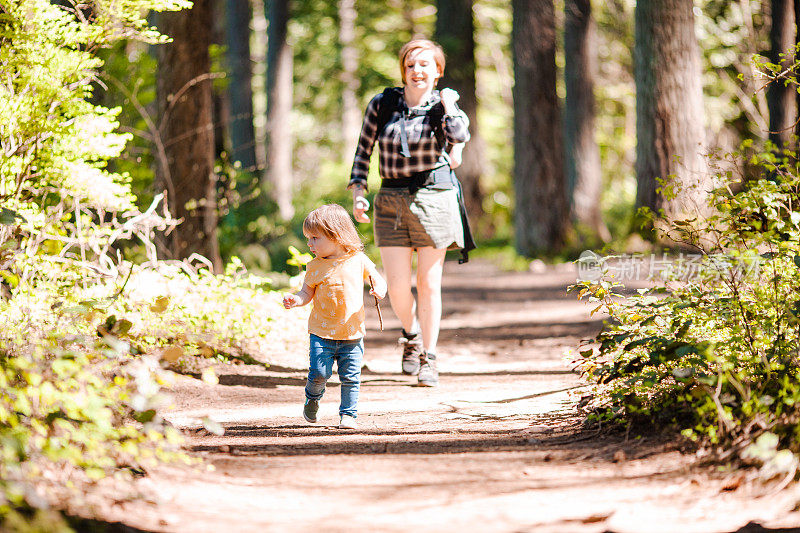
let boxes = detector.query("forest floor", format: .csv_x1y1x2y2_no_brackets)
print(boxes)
77,260,800,533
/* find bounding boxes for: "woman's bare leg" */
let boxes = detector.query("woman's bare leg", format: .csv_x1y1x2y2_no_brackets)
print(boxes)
378,247,417,333
415,247,447,353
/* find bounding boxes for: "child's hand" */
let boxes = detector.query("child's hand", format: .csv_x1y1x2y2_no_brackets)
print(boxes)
369,280,387,300
283,293,301,309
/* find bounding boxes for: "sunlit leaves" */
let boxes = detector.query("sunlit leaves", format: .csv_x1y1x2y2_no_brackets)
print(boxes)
573,155,800,460
149,296,170,313
160,345,183,363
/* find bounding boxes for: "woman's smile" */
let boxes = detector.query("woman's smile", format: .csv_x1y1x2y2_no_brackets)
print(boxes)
404,49,440,92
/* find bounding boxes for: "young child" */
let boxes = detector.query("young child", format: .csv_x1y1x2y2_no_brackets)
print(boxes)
283,204,387,429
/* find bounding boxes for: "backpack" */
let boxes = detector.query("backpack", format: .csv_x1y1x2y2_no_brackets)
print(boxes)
376,87,447,152
374,87,476,264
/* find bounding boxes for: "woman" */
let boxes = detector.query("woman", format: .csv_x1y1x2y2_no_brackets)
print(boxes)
347,39,470,387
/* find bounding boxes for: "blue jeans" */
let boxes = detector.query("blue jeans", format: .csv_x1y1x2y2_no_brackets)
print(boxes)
306,334,364,418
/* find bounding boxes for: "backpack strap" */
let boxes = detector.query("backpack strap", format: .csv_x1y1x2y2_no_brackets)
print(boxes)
376,87,402,138
376,87,447,152
427,99,447,152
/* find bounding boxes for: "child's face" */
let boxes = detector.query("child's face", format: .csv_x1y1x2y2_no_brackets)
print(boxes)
305,230,341,259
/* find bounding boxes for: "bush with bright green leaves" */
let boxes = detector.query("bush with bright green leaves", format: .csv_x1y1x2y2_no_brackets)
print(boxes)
0,0,189,282
0,0,200,523
0,251,307,523
572,145,800,471
0,258,191,520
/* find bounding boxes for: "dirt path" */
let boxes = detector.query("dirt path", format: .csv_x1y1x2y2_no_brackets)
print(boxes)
100,261,800,532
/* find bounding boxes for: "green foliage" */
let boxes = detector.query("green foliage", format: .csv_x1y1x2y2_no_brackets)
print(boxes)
0,0,132,218
474,0,515,238
95,257,300,370
594,0,636,240
96,39,160,207
0,255,307,522
572,147,800,464
0,0,247,525
697,1,769,141
0,0,187,278
0,267,189,521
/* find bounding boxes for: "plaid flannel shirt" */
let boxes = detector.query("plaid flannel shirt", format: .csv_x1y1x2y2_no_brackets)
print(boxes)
348,89,470,191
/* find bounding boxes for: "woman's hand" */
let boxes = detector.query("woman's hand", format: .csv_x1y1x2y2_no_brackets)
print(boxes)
448,143,464,169
440,88,460,115
351,186,370,223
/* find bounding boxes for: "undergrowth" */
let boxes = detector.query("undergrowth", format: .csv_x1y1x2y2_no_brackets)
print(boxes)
0,255,307,528
571,146,800,482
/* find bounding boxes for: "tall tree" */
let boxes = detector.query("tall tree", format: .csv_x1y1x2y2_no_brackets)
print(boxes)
155,0,222,271
768,0,796,149
512,0,568,255
435,0,485,221
564,0,609,243
265,0,294,220
212,0,229,161
634,0,707,223
339,0,360,160
226,0,258,170
796,0,800,141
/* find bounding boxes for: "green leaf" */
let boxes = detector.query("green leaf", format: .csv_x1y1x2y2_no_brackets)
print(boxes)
112,318,132,336
149,296,169,313
0,270,20,288
135,409,157,423
0,207,23,225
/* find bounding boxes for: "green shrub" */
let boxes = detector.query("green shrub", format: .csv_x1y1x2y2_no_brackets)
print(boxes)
572,147,800,462
0,269,188,518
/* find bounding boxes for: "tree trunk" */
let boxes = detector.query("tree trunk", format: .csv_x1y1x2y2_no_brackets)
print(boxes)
435,0,486,223
511,0,568,256
226,0,258,170
564,0,609,244
213,0,228,161
339,0,360,161
768,0,796,149
634,0,707,223
795,0,800,141
155,0,222,271
265,0,294,220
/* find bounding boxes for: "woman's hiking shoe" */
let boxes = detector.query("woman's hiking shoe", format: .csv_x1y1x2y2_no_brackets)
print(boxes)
417,352,439,387
303,399,319,423
339,415,357,429
399,335,423,375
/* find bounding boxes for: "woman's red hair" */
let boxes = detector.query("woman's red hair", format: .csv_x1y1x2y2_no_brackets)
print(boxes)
398,39,446,84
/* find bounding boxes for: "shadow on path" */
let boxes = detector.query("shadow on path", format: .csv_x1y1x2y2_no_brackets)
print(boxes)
728,524,800,533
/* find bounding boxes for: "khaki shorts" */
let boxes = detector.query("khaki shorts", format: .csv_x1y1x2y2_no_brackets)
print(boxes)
374,187,463,250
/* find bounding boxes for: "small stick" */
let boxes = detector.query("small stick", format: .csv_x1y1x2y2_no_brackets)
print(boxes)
368,275,383,331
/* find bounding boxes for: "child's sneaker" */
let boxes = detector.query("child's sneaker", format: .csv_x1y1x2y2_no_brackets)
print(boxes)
417,352,439,387
399,334,423,375
339,414,357,429
303,399,319,423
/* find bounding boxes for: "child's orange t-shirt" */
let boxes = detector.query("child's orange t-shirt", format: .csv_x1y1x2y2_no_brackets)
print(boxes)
304,252,375,340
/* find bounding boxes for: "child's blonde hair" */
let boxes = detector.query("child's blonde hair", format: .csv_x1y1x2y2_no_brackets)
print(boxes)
303,204,364,255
